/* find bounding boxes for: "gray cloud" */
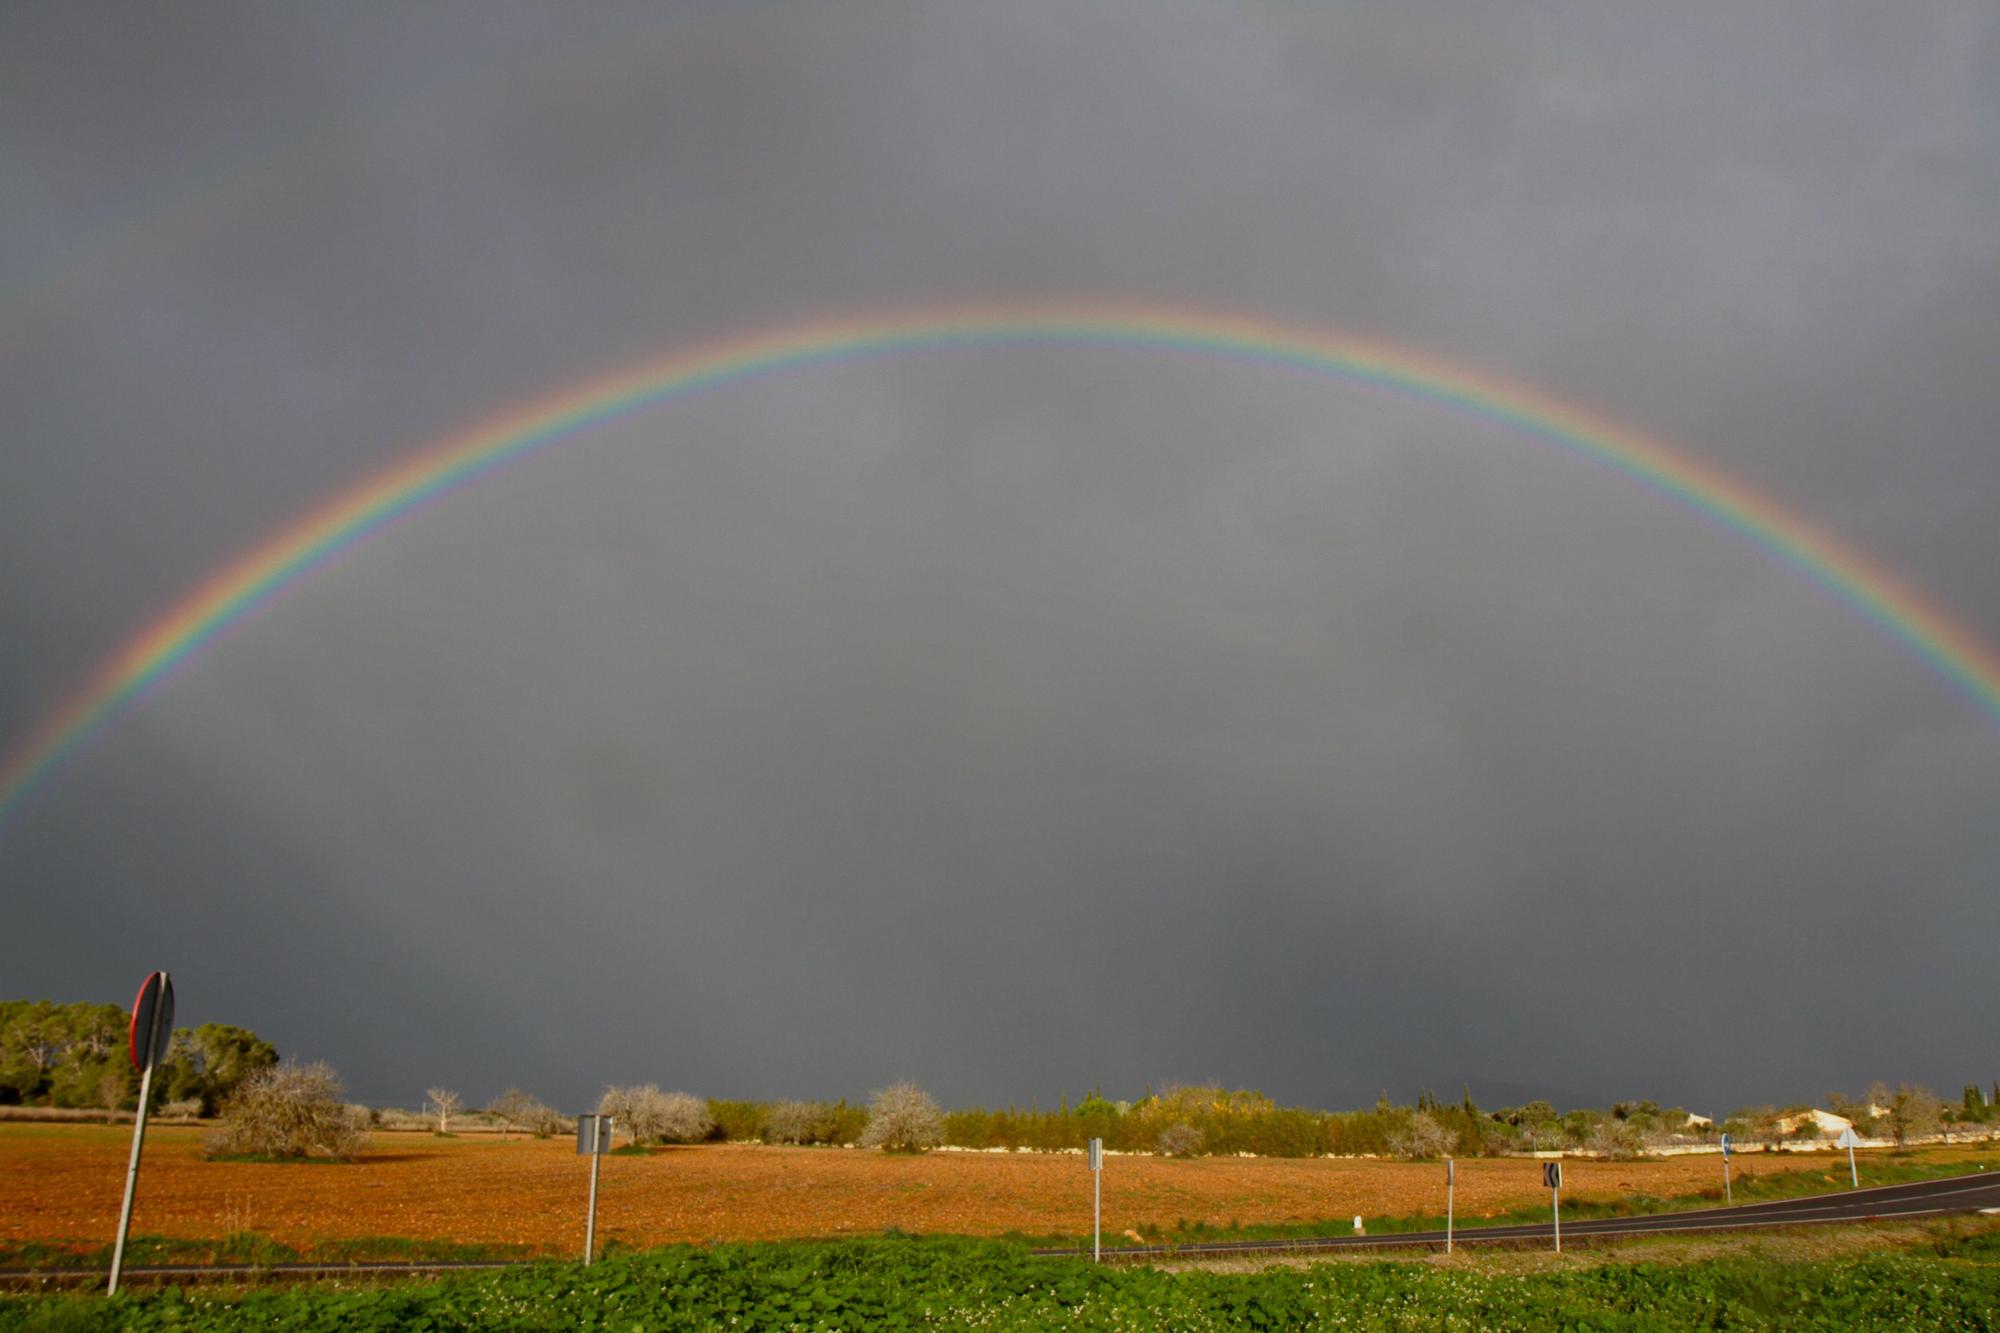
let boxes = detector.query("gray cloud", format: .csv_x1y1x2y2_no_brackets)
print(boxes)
3,1,1996,1116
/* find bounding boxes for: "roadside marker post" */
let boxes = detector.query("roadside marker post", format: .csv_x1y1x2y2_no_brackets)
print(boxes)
110,970,173,1296
577,1114,612,1264
1088,1138,1104,1262
1445,1158,1454,1255
1721,1132,1732,1204
1837,1126,1860,1188
1543,1160,1562,1253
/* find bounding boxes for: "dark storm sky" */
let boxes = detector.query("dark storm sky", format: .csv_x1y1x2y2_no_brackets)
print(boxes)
3,1,1997,1117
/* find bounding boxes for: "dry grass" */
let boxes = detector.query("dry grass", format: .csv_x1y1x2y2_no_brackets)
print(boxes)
0,1107,133,1125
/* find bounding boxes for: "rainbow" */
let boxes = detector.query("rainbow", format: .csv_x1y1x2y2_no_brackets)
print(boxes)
5,299,1999,831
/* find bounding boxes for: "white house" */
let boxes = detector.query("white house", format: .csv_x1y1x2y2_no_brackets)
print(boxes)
1774,1108,1853,1138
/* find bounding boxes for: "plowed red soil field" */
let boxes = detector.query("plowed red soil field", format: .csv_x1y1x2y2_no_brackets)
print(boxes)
0,1125,1945,1255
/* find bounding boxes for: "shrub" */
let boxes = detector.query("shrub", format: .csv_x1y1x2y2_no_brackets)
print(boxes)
859,1081,944,1152
599,1085,714,1145
203,1061,367,1160
158,1098,204,1120
1157,1122,1205,1157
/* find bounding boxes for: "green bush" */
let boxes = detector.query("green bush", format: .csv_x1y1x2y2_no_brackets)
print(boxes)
5,1235,1998,1331
705,1098,766,1142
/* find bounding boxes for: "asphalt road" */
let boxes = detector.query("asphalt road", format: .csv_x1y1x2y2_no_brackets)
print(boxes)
1040,1169,2000,1260
6,1170,1997,1284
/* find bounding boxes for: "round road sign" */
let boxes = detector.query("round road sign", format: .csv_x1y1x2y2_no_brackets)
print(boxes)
128,971,175,1071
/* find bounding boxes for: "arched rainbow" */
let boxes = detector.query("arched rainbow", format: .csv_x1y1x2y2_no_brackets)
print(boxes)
5,299,1998,831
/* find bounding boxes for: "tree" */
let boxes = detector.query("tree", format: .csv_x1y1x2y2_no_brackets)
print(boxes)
1867,1081,1941,1148
1505,1101,1556,1129
1587,1118,1643,1159
859,1081,945,1152
96,1062,136,1113
1724,1106,1780,1144
0,1002,275,1111
488,1087,561,1137
1156,1122,1205,1157
157,1024,278,1114
425,1087,462,1134
67,1005,124,1059
203,1061,367,1160
1,1001,123,1106
762,1100,833,1145
1074,1093,1120,1120
1388,1110,1455,1160
0,1003,62,1097
599,1085,713,1145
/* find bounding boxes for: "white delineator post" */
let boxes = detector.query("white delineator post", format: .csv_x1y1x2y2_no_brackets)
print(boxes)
110,970,172,1297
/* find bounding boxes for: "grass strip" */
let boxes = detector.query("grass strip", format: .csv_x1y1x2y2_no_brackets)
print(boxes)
2,1226,1997,1331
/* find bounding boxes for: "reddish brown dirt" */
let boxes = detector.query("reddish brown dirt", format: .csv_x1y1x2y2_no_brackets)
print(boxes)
0,1125,1956,1254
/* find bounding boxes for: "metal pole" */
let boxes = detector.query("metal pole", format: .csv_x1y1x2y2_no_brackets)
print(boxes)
585,1148,602,1263
109,993,166,1296
1724,1156,1732,1205
1552,1184,1561,1253
1093,1168,1101,1264
1446,1164,1454,1256
1848,1142,1858,1188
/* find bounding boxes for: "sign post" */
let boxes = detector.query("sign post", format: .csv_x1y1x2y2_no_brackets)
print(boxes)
1544,1160,1562,1253
577,1114,612,1264
1445,1158,1455,1255
1837,1126,1860,1187
110,970,173,1296
1721,1132,1733,1204
1088,1137,1104,1262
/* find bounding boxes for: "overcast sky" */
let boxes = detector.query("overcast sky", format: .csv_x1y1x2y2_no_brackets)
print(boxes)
4,1,1996,1117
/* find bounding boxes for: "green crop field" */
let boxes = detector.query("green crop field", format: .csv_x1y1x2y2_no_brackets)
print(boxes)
5,1223,1999,1331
